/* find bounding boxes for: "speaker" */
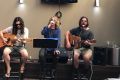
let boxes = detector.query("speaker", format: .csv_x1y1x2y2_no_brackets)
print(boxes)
93,46,113,65
57,47,68,63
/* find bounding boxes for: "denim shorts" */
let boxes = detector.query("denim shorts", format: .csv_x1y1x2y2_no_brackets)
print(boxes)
9,46,25,54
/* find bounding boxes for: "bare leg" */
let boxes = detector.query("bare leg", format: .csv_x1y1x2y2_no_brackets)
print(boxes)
19,48,28,73
74,49,80,69
83,49,92,64
3,47,12,77
83,49,93,79
83,49,92,74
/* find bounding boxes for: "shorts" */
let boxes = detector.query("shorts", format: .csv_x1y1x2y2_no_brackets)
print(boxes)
8,46,25,54
74,48,92,55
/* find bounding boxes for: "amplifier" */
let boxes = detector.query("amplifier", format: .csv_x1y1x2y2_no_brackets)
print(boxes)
93,46,113,65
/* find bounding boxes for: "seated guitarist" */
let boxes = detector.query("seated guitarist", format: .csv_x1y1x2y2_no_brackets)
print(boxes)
65,16,95,77
0,17,29,78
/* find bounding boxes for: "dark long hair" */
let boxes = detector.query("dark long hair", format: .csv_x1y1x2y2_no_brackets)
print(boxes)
79,16,89,27
12,17,25,35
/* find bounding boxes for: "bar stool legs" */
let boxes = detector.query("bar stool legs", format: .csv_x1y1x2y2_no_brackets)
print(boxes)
40,63,56,80
72,61,93,80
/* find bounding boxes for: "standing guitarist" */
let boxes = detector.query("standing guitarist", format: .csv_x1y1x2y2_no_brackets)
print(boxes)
0,17,29,78
65,16,95,78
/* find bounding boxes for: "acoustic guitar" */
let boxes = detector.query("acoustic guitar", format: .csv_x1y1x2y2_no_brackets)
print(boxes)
64,33,96,50
0,33,32,48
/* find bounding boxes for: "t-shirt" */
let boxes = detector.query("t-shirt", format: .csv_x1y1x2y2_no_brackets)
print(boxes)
70,27,94,48
2,26,29,46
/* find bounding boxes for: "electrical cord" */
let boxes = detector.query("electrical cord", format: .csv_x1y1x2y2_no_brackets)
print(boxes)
89,61,93,80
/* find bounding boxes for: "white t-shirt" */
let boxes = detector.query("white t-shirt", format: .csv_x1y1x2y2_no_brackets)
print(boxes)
2,26,29,46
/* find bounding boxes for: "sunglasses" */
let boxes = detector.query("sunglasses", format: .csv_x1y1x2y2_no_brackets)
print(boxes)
16,23,21,26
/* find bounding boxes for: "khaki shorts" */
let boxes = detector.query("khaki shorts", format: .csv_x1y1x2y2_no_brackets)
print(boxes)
74,48,92,55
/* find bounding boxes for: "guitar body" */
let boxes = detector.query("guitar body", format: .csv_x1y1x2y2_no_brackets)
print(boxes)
64,33,96,50
64,33,81,50
0,33,16,48
69,34,81,49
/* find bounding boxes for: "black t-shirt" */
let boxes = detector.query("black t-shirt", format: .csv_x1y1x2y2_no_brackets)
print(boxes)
70,27,94,48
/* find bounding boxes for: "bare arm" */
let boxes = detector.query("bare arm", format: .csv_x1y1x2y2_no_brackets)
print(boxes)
0,31,4,39
0,31,7,44
84,39,95,46
65,31,71,48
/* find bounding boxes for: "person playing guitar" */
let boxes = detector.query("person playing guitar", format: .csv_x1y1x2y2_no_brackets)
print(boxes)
65,16,95,79
0,17,29,78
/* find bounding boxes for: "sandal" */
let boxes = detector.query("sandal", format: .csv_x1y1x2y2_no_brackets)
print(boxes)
20,69,24,74
20,68,25,79
5,67,11,78
5,73,10,78
20,67,25,73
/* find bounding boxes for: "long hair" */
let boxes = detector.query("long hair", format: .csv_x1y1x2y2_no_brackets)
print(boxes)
12,17,25,35
79,16,89,27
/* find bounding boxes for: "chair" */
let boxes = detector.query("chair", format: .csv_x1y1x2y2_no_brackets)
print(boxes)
77,56,93,80
69,49,93,80
39,48,56,80
33,38,59,80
